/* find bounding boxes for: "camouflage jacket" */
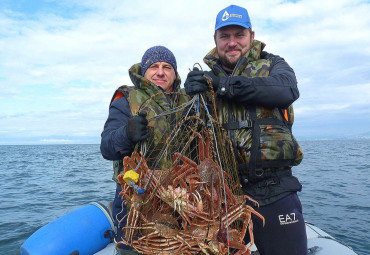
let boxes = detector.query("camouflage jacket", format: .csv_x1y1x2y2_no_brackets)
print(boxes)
100,63,189,182
204,40,303,183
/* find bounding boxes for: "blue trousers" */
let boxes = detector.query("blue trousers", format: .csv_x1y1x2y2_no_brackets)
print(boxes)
244,193,307,255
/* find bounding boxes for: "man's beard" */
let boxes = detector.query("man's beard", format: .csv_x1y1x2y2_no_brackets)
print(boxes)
218,38,253,71
219,55,237,71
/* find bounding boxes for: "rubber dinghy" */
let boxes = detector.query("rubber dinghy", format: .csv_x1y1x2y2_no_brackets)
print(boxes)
21,202,358,255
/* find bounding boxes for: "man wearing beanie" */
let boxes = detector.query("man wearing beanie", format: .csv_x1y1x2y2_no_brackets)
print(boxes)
184,5,307,255
140,46,178,92
100,46,188,254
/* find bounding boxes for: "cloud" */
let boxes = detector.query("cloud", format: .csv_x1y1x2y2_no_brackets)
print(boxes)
0,0,370,144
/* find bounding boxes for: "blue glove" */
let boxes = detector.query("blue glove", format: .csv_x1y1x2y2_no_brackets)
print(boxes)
127,111,150,144
184,67,208,96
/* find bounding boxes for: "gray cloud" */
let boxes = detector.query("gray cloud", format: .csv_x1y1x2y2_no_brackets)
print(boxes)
0,0,369,144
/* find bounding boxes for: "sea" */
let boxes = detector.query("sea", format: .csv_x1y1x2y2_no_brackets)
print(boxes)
0,140,369,255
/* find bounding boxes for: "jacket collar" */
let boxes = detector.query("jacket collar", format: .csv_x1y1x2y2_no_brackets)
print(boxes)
203,40,266,75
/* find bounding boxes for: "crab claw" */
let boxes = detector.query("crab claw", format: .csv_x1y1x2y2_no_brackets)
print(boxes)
193,190,203,212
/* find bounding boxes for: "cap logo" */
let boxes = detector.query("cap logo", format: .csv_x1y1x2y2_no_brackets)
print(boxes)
221,10,230,21
221,10,242,21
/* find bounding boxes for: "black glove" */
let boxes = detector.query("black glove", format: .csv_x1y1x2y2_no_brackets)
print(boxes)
184,67,208,96
127,111,150,144
203,71,220,90
204,72,230,96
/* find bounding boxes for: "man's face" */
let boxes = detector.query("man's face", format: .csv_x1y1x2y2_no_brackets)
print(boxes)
144,62,176,92
214,25,254,72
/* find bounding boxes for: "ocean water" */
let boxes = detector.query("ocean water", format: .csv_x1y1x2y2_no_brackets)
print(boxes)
0,140,369,255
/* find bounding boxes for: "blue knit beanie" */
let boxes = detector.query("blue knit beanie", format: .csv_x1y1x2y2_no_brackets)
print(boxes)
141,46,177,76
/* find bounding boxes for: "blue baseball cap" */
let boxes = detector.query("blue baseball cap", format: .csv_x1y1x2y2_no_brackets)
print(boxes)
215,5,252,31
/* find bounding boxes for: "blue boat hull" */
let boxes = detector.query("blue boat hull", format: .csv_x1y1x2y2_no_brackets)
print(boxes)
21,202,358,255
21,203,114,255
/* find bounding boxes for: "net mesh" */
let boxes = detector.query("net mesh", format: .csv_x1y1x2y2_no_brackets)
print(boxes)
116,87,264,254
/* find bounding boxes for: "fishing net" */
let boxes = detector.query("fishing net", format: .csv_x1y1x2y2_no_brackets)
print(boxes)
116,77,264,254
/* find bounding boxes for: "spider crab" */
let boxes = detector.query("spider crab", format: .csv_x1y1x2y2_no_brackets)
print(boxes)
116,130,265,254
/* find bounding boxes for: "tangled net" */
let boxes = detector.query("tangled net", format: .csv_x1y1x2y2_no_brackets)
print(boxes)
116,79,264,255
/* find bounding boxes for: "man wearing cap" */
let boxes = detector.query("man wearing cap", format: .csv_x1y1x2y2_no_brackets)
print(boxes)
100,46,188,254
184,5,307,255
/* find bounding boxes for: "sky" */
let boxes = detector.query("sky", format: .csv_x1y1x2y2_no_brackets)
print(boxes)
0,0,370,145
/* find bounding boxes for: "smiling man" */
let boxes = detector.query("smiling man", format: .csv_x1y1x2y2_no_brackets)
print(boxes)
214,24,254,72
140,47,177,92
100,46,188,254
184,5,307,255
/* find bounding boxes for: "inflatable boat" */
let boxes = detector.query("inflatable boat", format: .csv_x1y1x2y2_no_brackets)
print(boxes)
20,202,358,255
